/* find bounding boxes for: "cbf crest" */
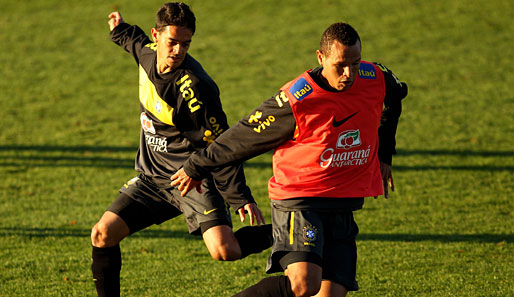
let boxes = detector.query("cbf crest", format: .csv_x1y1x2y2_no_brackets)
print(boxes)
302,225,318,246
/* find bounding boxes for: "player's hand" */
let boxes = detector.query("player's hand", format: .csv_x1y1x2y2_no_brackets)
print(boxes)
375,161,394,199
238,203,266,226
108,11,125,31
170,168,203,197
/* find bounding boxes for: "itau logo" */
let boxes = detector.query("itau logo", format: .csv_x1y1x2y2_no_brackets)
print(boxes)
336,130,361,149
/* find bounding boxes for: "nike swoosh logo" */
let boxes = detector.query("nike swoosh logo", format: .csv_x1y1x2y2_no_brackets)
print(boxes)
332,111,359,127
203,208,217,215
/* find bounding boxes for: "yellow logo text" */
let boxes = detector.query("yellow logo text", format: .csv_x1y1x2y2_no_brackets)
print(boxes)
176,74,203,113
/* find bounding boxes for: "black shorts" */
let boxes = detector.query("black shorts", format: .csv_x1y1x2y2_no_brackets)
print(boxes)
266,203,359,291
107,174,232,235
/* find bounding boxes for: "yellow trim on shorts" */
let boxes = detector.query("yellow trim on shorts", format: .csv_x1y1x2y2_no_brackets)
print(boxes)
289,212,295,245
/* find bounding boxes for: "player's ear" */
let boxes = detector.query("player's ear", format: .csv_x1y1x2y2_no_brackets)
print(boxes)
316,49,324,66
151,28,159,43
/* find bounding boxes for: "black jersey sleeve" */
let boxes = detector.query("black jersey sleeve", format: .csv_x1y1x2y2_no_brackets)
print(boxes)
172,70,260,211
207,164,255,212
183,90,296,179
110,23,152,65
172,72,228,148
374,62,408,165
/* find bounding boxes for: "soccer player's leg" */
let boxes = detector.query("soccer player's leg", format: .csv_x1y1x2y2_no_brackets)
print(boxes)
312,281,348,297
233,223,273,258
91,193,137,297
231,275,295,297
314,212,360,296
232,207,325,296
91,175,181,297
202,223,241,261
201,223,273,261
91,210,130,248
284,261,323,296
175,178,272,261
91,209,128,297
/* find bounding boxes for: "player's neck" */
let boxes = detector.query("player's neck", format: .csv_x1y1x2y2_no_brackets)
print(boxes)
157,62,172,74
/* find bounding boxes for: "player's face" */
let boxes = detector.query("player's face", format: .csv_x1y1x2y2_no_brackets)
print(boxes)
317,40,361,91
151,25,193,73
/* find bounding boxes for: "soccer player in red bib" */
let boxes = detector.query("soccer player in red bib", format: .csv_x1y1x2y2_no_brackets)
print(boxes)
172,22,408,297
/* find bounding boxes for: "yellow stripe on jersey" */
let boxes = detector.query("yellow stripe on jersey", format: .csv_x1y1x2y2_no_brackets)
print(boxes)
139,65,174,126
289,212,295,245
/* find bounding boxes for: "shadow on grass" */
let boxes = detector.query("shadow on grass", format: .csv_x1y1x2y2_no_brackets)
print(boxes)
358,233,513,243
0,145,136,169
395,149,514,157
0,145,512,171
0,145,138,153
0,227,511,243
0,227,199,240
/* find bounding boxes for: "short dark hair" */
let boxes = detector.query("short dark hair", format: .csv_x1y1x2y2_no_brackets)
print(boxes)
320,22,360,55
155,2,196,34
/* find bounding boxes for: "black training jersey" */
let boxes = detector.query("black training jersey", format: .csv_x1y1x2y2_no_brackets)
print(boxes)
110,23,253,210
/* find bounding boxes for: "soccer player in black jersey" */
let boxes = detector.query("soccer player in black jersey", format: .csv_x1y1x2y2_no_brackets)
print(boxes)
90,3,272,297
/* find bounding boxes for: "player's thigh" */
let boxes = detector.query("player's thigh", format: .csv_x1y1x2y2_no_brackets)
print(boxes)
172,178,232,235
266,205,324,274
320,212,359,292
285,261,322,296
117,175,182,232
92,176,182,247
312,280,348,297
285,261,322,283
92,190,156,247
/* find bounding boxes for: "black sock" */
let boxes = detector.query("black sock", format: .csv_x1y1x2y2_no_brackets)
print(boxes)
234,224,273,258
232,275,294,297
91,245,122,297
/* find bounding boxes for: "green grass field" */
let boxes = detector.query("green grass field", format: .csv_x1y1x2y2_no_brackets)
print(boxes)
1,0,513,296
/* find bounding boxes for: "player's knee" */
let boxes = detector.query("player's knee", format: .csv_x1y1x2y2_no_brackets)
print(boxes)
289,277,321,297
203,225,242,261
91,222,119,248
91,223,107,247
208,244,241,261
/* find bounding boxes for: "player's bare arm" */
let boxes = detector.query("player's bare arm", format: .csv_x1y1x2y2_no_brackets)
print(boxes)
108,11,125,32
171,169,266,226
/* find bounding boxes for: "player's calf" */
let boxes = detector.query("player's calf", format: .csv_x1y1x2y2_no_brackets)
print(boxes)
91,245,122,297
234,224,273,258
90,212,130,297
232,276,295,297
